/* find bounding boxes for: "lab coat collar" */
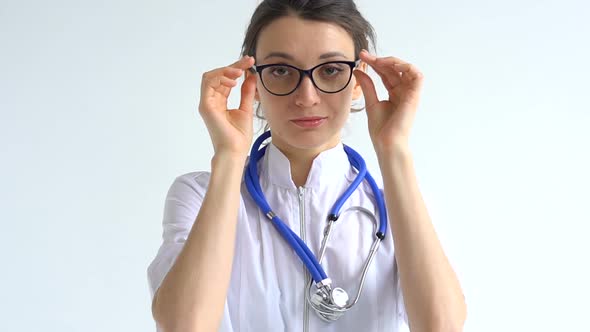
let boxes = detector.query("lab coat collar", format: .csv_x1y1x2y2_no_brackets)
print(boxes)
264,141,353,190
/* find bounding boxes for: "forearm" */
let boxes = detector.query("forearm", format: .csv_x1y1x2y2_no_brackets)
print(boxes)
377,145,466,332
153,152,246,332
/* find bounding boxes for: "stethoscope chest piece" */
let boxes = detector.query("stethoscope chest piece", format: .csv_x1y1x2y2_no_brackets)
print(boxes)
311,285,350,322
330,287,349,308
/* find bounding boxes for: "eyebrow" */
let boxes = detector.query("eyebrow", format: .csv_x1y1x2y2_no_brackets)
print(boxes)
262,51,350,61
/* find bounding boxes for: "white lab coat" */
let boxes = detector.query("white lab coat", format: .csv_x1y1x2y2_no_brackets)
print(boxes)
147,141,410,332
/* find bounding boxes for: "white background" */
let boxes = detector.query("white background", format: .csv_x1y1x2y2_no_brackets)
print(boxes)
1,0,588,331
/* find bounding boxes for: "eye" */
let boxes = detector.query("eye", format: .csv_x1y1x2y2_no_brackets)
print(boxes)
321,65,345,76
270,66,292,77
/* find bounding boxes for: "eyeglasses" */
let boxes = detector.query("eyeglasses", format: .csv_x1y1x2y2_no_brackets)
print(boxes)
252,60,360,96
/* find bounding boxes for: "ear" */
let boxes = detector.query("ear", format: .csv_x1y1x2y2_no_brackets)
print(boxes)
245,69,260,102
351,61,368,101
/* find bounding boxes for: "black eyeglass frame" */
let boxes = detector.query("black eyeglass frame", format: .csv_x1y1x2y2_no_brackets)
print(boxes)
251,59,361,96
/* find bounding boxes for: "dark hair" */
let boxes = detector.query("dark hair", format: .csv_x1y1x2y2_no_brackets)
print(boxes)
240,0,377,130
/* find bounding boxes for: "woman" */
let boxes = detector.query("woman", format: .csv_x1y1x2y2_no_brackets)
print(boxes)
147,1,466,331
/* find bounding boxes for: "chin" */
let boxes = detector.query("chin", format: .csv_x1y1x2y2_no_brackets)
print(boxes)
274,128,340,151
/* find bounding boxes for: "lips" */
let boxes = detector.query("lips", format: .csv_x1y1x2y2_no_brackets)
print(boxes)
290,116,327,128
291,116,326,121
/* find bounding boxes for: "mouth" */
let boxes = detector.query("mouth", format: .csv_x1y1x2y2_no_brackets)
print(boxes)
290,116,327,128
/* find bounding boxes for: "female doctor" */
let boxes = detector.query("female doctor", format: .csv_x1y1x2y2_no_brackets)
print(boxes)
147,1,466,331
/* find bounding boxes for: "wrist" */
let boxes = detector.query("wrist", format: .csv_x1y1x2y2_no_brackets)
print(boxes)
211,151,248,170
375,141,412,161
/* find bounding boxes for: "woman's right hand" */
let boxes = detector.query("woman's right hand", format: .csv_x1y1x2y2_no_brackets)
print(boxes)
198,56,257,159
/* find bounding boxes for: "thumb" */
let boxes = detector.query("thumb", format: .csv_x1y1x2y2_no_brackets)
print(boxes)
238,73,257,114
353,69,379,110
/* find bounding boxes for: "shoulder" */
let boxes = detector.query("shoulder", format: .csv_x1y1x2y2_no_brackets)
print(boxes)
166,165,249,205
165,171,212,207
170,171,212,191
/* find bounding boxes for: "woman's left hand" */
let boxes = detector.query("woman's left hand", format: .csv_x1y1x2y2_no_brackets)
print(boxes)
353,49,424,153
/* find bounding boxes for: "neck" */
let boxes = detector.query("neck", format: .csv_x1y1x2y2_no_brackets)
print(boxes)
291,162,313,188
272,140,340,188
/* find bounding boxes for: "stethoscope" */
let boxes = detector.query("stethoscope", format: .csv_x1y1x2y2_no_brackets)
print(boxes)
244,130,388,322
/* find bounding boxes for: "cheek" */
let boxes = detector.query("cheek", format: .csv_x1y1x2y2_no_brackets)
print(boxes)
257,94,288,125
326,90,354,115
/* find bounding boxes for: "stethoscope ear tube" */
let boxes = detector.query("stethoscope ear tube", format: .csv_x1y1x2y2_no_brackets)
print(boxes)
245,131,328,283
365,170,388,236
331,144,388,237
328,145,367,214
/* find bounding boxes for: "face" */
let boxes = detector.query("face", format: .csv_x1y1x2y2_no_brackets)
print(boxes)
251,15,365,156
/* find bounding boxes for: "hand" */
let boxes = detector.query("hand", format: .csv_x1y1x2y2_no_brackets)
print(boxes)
198,56,257,158
353,49,424,153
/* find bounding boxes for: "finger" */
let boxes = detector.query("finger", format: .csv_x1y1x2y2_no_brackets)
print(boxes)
219,76,238,89
223,67,244,80
201,73,233,100
359,50,402,89
368,53,423,82
206,56,254,85
200,56,255,104
372,67,397,91
352,69,379,109
208,68,244,92
393,63,424,82
202,56,252,87
229,55,256,71
238,73,257,114
361,50,407,67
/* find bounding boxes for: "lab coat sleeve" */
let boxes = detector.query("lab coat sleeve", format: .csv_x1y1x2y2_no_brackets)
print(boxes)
147,172,236,332
146,172,210,301
381,188,411,332
393,254,410,331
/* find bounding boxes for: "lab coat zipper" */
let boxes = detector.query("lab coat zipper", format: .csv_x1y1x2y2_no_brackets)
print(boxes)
298,186,310,332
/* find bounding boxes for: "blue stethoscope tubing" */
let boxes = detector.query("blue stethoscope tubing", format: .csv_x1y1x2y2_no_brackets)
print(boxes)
244,130,387,284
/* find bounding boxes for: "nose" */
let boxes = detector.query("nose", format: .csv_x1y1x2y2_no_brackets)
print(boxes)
294,74,320,108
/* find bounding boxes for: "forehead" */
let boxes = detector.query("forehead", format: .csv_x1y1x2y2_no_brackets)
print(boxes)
256,16,355,64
